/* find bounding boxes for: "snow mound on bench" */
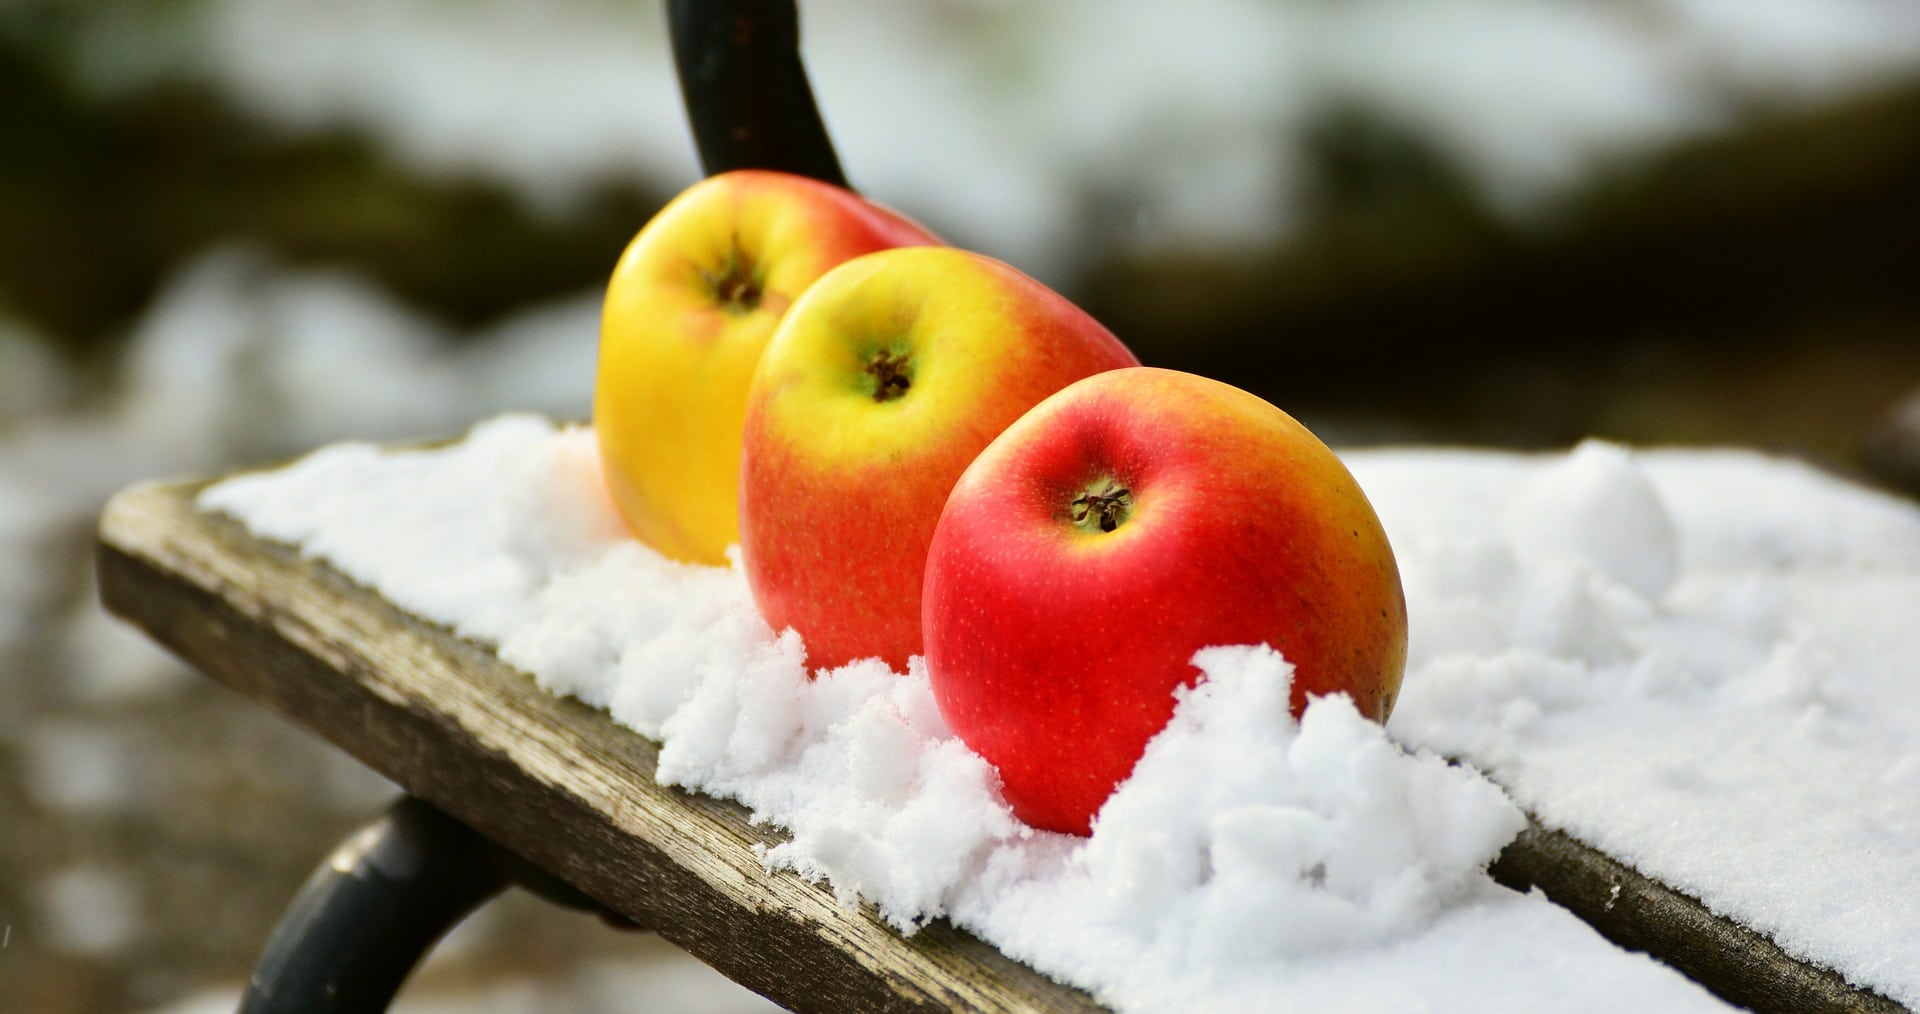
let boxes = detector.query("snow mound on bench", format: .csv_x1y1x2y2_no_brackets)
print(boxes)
201,415,1742,1010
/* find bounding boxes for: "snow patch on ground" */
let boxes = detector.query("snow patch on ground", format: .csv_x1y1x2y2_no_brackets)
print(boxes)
59,0,1920,279
39,865,140,956
0,252,600,730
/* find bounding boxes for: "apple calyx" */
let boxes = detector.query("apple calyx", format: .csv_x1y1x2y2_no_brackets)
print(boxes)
1070,477,1133,534
864,348,913,402
700,239,764,315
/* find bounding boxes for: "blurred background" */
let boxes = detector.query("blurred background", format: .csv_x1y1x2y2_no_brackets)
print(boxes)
3,1,1919,1010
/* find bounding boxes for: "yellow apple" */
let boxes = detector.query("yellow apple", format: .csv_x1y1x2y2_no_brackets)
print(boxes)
739,246,1140,673
594,170,939,564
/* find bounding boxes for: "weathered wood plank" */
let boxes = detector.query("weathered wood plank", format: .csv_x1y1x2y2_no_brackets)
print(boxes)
1489,825,1904,1014
95,477,1910,1013
96,478,1101,1014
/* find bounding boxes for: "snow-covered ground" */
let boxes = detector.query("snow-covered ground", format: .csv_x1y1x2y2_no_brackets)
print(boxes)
194,414,1920,1009
55,0,1920,280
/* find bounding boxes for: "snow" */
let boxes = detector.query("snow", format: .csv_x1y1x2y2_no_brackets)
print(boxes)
0,249,597,697
27,3,1913,1006
1355,443,1920,1005
39,865,141,956
59,0,1920,279
111,248,598,456
23,719,142,814
0,318,71,423
197,417,1757,1010
0,247,596,539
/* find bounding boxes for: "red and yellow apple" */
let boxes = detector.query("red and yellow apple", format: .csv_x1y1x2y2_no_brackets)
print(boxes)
594,170,939,565
922,367,1407,836
739,246,1140,673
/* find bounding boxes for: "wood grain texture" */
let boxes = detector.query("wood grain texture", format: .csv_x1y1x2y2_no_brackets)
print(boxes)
96,479,1101,1014
95,477,1910,1013
1490,825,1905,1014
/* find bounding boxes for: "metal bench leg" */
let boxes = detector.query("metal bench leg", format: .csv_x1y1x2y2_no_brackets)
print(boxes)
241,795,619,1012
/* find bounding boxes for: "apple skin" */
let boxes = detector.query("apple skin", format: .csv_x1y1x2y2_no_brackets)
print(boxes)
594,170,939,565
739,246,1140,674
923,367,1407,836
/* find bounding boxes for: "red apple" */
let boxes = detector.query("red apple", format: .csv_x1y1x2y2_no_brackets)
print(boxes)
739,246,1140,673
595,170,939,565
923,367,1407,836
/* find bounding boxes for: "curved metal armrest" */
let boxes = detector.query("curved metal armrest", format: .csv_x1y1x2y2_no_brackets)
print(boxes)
241,796,630,1013
668,0,848,186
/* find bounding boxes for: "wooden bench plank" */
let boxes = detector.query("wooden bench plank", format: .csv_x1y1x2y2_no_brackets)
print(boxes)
96,476,1908,1012
96,478,1101,1014
1488,825,1902,1013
